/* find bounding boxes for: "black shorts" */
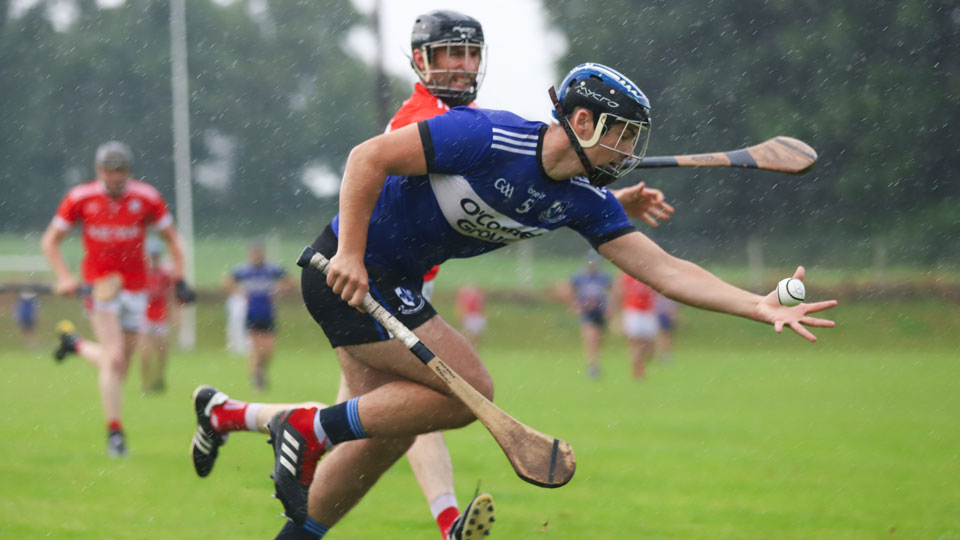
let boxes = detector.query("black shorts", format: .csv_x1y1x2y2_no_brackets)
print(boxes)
580,308,607,328
246,317,276,332
301,225,437,348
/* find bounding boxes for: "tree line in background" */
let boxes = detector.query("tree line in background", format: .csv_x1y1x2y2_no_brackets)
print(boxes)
0,0,957,265
0,0,405,236
545,0,959,264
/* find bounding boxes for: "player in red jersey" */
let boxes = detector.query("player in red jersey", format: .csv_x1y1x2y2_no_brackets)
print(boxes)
613,272,659,379
41,141,194,458
140,238,176,394
454,284,487,348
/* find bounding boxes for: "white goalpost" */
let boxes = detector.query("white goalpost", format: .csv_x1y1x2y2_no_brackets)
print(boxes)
170,0,196,351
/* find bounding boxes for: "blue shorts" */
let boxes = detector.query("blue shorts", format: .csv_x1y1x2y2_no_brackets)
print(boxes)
658,312,674,331
580,308,606,328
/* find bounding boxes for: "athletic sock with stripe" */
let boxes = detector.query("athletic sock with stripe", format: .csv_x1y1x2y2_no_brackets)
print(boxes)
314,397,367,447
211,399,263,434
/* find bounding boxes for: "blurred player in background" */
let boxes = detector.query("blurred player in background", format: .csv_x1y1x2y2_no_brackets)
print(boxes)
454,284,486,348
41,140,194,458
15,288,40,348
140,237,175,394
225,241,293,393
613,272,659,380
570,252,612,379
655,293,678,362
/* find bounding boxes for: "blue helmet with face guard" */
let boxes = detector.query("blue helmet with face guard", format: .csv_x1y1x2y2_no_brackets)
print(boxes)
549,63,652,186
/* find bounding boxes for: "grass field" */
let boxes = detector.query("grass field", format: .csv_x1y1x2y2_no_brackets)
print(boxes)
1,287,958,539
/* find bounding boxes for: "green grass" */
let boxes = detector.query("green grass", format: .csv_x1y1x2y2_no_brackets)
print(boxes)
1,292,959,538
4,233,960,293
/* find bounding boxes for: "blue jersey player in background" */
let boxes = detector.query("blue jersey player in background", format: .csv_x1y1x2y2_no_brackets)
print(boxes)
225,242,293,393
570,252,613,379
16,288,40,348
198,63,838,539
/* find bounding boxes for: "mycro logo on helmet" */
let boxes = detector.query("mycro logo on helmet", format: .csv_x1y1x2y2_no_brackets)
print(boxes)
575,85,620,109
451,25,477,36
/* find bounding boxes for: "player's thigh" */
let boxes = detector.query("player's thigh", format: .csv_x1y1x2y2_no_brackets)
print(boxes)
249,330,275,352
342,314,492,400
89,309,124,352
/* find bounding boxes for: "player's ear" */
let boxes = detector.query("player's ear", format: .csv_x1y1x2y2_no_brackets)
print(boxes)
570,108,595,140
412,48,428,76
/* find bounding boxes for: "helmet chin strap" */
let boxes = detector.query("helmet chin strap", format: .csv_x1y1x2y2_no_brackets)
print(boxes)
549,86,607,186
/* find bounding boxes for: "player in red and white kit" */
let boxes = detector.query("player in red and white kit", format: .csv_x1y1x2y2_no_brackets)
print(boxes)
615,273,659,380
140,238,176,394
455,284,486,348
41,141,193,458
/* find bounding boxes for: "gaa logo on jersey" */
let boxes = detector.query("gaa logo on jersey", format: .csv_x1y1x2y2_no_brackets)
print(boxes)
394,286,425,315
538,200,571,224
127,198,142,214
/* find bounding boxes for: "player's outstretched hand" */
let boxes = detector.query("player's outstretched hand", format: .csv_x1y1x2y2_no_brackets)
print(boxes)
611,181,675,227
756,266,837,342
327,252,369,310
175,279,197,303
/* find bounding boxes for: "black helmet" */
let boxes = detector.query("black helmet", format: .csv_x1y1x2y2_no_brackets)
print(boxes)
410,10,486,107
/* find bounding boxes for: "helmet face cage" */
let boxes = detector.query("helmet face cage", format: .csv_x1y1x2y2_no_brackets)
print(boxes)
591,112,651,182
552,63,652,186
413,40,486,107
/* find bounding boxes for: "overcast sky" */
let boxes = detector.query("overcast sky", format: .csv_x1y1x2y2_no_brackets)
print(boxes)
8,0,568,196
348,0,566,122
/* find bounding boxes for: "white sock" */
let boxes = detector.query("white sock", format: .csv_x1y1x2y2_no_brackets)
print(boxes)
429,493,459,520
244,403,263,431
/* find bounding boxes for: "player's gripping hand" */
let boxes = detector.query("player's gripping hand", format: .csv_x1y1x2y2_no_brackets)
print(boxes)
755,266,837,342
54,275,80,296
175,279,197,303
326,252,369,310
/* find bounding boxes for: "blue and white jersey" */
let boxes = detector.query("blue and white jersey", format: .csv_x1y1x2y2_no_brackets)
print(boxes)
232,263,286,321
332,107,635,278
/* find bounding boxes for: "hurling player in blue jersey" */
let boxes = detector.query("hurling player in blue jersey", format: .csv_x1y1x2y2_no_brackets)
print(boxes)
570,252,613,379
225,242,294,392
262,63,838,539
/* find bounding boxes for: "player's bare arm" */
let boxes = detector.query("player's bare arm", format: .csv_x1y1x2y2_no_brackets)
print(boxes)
597,231,836,341
156,225,186,280
40,222,78,295
327,123,427,308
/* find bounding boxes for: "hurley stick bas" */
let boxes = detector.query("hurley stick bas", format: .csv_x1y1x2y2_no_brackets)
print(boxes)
297,246,576,488
638,136,818,174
